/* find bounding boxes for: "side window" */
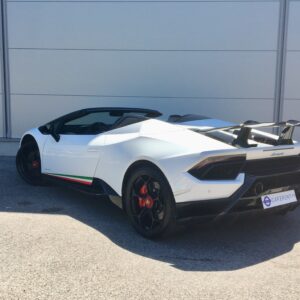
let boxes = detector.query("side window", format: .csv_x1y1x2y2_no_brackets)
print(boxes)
58,112,120,135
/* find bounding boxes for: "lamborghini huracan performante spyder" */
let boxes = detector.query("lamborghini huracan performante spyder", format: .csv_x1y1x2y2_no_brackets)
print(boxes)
16,107,300,237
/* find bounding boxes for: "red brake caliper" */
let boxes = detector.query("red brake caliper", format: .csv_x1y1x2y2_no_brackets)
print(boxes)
32,160,40,169
138,184,154,209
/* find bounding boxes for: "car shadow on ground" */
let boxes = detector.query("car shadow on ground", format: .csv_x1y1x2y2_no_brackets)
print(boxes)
1,156,300,271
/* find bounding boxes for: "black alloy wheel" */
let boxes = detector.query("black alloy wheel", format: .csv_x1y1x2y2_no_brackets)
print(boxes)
16,142,44,185
124,165,176,238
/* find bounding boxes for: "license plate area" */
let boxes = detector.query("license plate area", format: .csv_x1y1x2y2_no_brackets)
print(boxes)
261,190,298,209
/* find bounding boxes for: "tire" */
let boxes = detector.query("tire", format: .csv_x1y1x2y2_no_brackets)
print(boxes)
124,165,176,238
16,141,44,185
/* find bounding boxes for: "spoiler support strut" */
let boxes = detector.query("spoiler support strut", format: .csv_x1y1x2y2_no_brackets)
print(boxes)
200,120,300,148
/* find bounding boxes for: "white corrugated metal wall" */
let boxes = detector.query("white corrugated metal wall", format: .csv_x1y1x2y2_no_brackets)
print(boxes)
0,0,299,139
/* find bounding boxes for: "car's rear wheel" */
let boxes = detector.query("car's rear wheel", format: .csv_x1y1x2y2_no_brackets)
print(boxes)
124,165,176,238
16,141,44,185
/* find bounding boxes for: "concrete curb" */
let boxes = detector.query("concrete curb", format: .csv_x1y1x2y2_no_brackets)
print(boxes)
0,141,19,156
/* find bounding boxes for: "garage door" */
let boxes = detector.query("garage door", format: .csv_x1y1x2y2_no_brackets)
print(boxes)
8,0,280,137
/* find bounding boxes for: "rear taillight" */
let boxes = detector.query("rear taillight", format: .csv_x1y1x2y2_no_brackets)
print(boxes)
188,155,246,180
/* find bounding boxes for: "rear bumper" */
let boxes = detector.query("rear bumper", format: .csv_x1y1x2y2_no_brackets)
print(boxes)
175,171,300,222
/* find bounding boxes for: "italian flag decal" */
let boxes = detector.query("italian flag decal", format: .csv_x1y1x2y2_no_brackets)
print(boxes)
46,173,93,186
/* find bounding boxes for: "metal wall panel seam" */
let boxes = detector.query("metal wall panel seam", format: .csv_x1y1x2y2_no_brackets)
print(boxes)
1,0,11,138
5,1,286,3
8,49,278,52
274,0,289,132
0,0,4,137
5,1,284,3
10,93,275,100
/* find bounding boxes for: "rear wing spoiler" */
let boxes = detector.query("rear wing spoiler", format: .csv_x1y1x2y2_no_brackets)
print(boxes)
199,120,300,148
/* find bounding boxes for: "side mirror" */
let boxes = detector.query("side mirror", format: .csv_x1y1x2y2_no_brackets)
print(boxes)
50,128,60,142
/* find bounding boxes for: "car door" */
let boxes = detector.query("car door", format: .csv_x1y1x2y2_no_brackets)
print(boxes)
41,111,113,185
42,134,105,185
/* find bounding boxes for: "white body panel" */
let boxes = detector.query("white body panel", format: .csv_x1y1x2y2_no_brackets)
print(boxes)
43,134,103,178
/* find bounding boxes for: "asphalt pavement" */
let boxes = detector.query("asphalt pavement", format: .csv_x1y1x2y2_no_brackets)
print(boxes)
0,156,299,299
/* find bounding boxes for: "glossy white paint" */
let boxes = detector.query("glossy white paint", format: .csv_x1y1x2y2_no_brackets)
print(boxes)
42,134,104,178
20,118,300,204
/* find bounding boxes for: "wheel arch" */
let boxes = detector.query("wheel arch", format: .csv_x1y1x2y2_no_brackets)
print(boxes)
20,134,38,147
16,133,44,185
121,160,174,210
19,134,41,162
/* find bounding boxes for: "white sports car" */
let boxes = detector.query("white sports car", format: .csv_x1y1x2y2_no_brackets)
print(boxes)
16,107,300,237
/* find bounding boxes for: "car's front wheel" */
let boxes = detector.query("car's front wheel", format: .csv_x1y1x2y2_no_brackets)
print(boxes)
124,165,176,238
16,141,44,185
